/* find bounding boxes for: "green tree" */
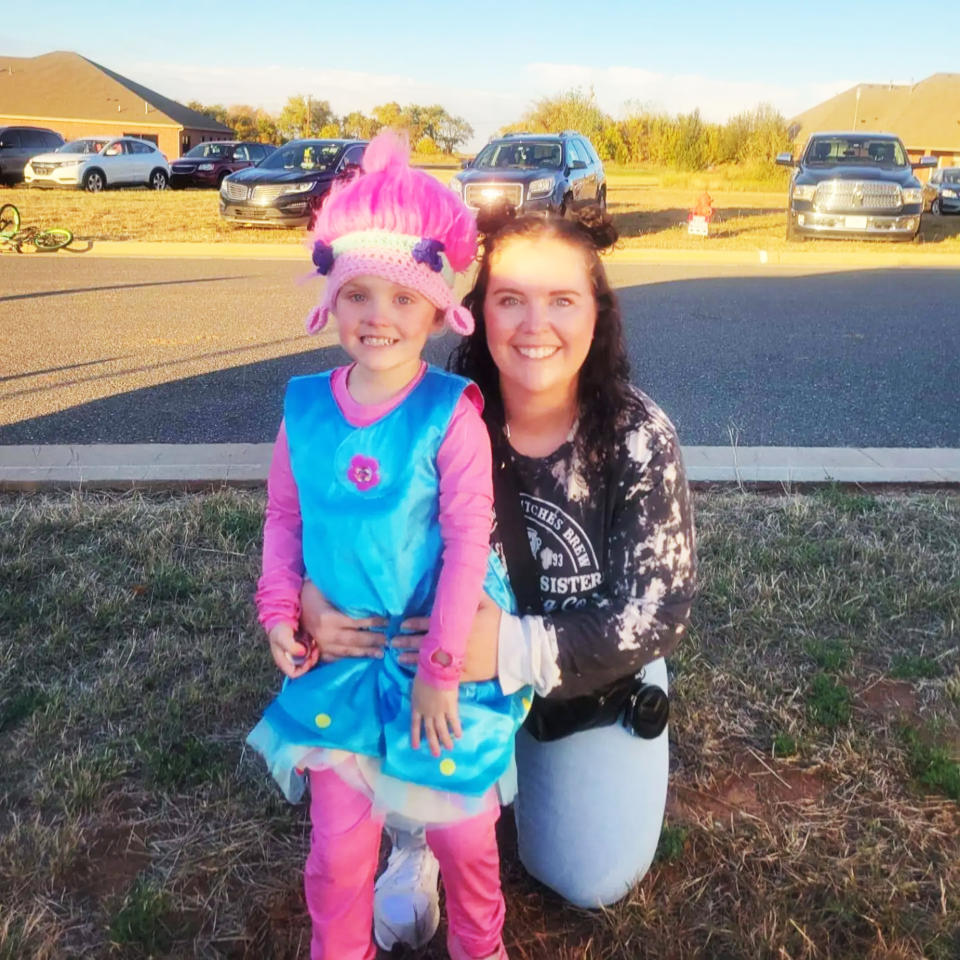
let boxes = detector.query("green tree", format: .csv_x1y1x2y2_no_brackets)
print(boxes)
278,95,335,139
341,110,381,140
186,101,229,127
433,112,473,153
226,105,258,142
256,110,279,145
511,88,611,141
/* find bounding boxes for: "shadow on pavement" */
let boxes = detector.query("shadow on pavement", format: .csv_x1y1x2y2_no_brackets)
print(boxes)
0,275,242,304
2,269,958,448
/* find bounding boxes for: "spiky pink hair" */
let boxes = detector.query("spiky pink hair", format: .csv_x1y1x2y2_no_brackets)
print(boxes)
310,130,477,271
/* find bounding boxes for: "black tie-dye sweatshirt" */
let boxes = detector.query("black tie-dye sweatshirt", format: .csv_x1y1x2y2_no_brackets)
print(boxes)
494,390,697,701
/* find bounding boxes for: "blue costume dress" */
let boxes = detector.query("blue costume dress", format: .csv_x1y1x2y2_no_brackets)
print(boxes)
247,366,530,815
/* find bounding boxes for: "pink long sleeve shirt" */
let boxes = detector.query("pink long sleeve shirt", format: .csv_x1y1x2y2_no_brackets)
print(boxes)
256,362,494,690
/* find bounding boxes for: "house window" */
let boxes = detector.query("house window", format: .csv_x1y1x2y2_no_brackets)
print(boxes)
124,132,158,145
182,134,192,151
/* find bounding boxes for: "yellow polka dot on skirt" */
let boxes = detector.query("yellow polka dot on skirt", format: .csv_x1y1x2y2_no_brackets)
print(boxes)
314,713,332,729
439,758,456,776
522,697,531,712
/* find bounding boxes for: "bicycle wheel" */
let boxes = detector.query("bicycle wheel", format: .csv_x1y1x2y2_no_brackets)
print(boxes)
34,228,74,252
0,204,19,237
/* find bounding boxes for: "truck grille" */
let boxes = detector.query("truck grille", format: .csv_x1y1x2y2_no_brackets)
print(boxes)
464,182,524,208
814,180,901,212
224,181,249,201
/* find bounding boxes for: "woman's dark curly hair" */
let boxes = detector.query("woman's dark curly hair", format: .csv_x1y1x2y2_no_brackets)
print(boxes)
450,204,644,471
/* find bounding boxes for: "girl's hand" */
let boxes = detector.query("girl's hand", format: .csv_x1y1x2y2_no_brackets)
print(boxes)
396,594,501,682
268,622,319,679
300,580,388,661
411,674,462,756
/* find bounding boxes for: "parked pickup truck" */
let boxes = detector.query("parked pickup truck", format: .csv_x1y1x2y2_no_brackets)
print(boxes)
776,133,936,241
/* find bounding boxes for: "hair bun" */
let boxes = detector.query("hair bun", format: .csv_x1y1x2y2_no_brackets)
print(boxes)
475,201,517,240
361,129,409,174
572,206,618,251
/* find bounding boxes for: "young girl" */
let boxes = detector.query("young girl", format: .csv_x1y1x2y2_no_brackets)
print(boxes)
247,132,527,960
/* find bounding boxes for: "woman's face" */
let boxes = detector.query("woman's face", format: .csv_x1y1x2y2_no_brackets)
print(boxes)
483,234,597,402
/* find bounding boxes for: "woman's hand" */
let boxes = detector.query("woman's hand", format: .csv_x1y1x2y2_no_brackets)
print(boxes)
267,622,320,679
396,594,501,682
300,580,388,661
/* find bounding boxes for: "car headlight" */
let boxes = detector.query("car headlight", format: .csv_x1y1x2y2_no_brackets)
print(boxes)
58,161,81,170
942,189,958,198
527,178,553,199
449,177,462,196
901,187,923,204
792,184,816,201
280,181,315,196
198,163,215,171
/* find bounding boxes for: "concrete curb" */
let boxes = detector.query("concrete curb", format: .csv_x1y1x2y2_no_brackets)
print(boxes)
1,444,958,489
75,240,960,269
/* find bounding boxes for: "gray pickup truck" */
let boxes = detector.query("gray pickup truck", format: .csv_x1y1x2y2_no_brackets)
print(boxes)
776,132,936,241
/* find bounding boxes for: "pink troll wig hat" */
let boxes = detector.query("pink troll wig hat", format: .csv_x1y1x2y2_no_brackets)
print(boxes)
306,131,477,336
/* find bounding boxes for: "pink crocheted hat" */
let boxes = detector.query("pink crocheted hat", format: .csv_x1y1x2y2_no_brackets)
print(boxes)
306,131,477,336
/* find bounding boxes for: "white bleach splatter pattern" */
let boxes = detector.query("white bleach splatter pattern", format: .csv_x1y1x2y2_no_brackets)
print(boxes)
492,389,697,699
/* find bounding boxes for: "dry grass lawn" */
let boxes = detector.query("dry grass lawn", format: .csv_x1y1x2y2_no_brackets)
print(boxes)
3,165,959,254
1,487,958,959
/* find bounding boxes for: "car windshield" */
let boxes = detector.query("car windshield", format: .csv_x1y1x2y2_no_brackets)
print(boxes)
806,137,908,166
941,169,960,184
260,142,342,171
473,141,563,170
185,143,234,159
58,138,110,154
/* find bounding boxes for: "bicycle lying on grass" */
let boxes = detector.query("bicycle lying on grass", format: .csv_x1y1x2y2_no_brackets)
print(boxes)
0,204,74,253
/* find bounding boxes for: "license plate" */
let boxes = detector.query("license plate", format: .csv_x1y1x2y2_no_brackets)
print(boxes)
845,216,868,229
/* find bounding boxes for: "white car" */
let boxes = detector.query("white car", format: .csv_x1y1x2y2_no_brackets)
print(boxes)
24,136,170,192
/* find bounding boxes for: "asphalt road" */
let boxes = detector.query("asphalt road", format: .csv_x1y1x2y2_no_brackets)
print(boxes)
2,255,958,447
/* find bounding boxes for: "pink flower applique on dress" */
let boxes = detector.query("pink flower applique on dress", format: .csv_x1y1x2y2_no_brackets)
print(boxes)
347,454,380,491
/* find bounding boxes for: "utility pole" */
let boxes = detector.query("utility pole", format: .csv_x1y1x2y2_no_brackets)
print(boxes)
306,94,311,138
852,86,861,128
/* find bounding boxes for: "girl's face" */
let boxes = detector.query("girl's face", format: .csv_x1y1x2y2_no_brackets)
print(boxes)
335,275,443,379
482,234,597,402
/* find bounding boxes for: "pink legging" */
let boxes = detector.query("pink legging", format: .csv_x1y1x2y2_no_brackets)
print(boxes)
305,767,508,960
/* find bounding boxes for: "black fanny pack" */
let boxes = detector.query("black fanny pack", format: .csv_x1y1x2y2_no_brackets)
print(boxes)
488,417,669,743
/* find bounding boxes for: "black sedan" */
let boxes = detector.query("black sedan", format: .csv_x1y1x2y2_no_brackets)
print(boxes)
924,167,960,216
219,139,366,228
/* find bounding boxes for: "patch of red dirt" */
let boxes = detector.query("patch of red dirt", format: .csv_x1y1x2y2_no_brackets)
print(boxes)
668,751,828,824
71,822,153,900
857,679,918,717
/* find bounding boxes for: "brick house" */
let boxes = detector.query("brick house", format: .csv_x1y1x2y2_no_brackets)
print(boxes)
0,51,233,160
790,74,960,176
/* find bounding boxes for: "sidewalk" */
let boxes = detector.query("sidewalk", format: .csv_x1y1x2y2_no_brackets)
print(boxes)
1,444,958,489
80,239,960,269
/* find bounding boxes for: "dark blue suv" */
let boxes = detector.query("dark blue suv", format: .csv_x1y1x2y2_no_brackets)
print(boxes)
450,132,606,217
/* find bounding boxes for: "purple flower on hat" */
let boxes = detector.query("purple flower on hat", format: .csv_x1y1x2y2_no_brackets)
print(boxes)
312,239,335,275
347,454,380,492
412,237,445,273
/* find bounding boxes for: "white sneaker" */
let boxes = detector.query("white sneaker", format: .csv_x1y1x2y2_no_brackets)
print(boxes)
373,839,441,950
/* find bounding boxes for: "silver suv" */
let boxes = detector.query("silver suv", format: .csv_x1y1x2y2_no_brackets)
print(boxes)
0,126,64,184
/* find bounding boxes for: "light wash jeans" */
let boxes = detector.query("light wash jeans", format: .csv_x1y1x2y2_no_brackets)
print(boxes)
386,658,670,910
513,657,670,907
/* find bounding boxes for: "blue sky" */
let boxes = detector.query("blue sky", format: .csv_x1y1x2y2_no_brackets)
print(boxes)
3,1,949,147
